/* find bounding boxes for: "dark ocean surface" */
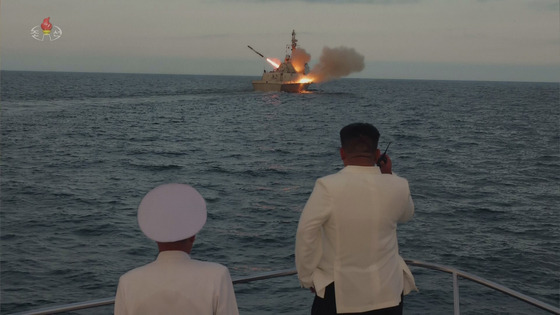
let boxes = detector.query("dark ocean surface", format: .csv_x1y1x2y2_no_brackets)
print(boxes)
1,71,558,314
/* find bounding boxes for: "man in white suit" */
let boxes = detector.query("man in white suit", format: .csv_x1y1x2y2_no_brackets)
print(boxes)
114,183,239,315
295,123,416,315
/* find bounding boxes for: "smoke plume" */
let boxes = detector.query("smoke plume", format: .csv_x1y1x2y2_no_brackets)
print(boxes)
291,48,312,73
309,46,365,83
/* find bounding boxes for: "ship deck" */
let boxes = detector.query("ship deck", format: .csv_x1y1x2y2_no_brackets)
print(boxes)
9,260,560,315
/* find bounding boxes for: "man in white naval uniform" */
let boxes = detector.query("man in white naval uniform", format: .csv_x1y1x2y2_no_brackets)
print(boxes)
295,123,417,315
114,183,239,315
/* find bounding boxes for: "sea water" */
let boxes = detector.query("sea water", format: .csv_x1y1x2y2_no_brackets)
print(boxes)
1,71,558,314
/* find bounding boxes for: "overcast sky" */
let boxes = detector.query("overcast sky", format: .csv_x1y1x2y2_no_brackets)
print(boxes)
1,0,558,82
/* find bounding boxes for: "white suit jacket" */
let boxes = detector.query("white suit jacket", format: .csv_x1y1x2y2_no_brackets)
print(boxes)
114,251,239,315
295,165,417,313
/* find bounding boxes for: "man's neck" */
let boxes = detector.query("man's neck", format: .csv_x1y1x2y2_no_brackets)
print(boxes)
157,237,194,254
343,155,376,167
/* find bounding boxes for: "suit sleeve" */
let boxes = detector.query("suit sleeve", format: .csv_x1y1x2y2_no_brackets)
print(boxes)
295,179,332,288
397,179,414,223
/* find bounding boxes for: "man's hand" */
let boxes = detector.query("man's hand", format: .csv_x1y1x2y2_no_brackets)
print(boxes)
378,154,392,174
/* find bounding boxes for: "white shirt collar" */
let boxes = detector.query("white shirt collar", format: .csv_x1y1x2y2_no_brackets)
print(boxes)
342,165,381,174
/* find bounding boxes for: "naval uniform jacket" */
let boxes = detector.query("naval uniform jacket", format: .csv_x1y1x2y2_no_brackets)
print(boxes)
114,251,239,315
295,165,417,313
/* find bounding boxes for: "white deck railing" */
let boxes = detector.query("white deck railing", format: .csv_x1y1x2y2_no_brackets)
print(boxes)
8,260,560,315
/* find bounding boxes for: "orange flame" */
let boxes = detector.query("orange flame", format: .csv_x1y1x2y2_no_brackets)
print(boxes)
266,58,280,69
298,77,313,84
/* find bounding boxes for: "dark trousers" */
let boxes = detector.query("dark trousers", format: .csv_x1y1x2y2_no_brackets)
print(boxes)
311,283,403,315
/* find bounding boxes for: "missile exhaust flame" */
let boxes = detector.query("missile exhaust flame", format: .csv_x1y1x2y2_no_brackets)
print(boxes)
298,77,313,84
266,58,280,69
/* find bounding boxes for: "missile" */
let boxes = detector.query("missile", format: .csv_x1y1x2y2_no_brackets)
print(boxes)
247,45,265,58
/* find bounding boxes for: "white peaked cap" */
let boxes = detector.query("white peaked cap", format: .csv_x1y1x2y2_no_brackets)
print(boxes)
137,183,207,242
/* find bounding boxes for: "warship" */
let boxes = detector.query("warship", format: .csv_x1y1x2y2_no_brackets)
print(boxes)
249,30,312,93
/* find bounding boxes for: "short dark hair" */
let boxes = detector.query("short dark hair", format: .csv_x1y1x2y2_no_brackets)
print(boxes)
339,123,380,154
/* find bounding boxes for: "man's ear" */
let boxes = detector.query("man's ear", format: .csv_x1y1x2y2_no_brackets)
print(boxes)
340,148,350,166
374,148,381,162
